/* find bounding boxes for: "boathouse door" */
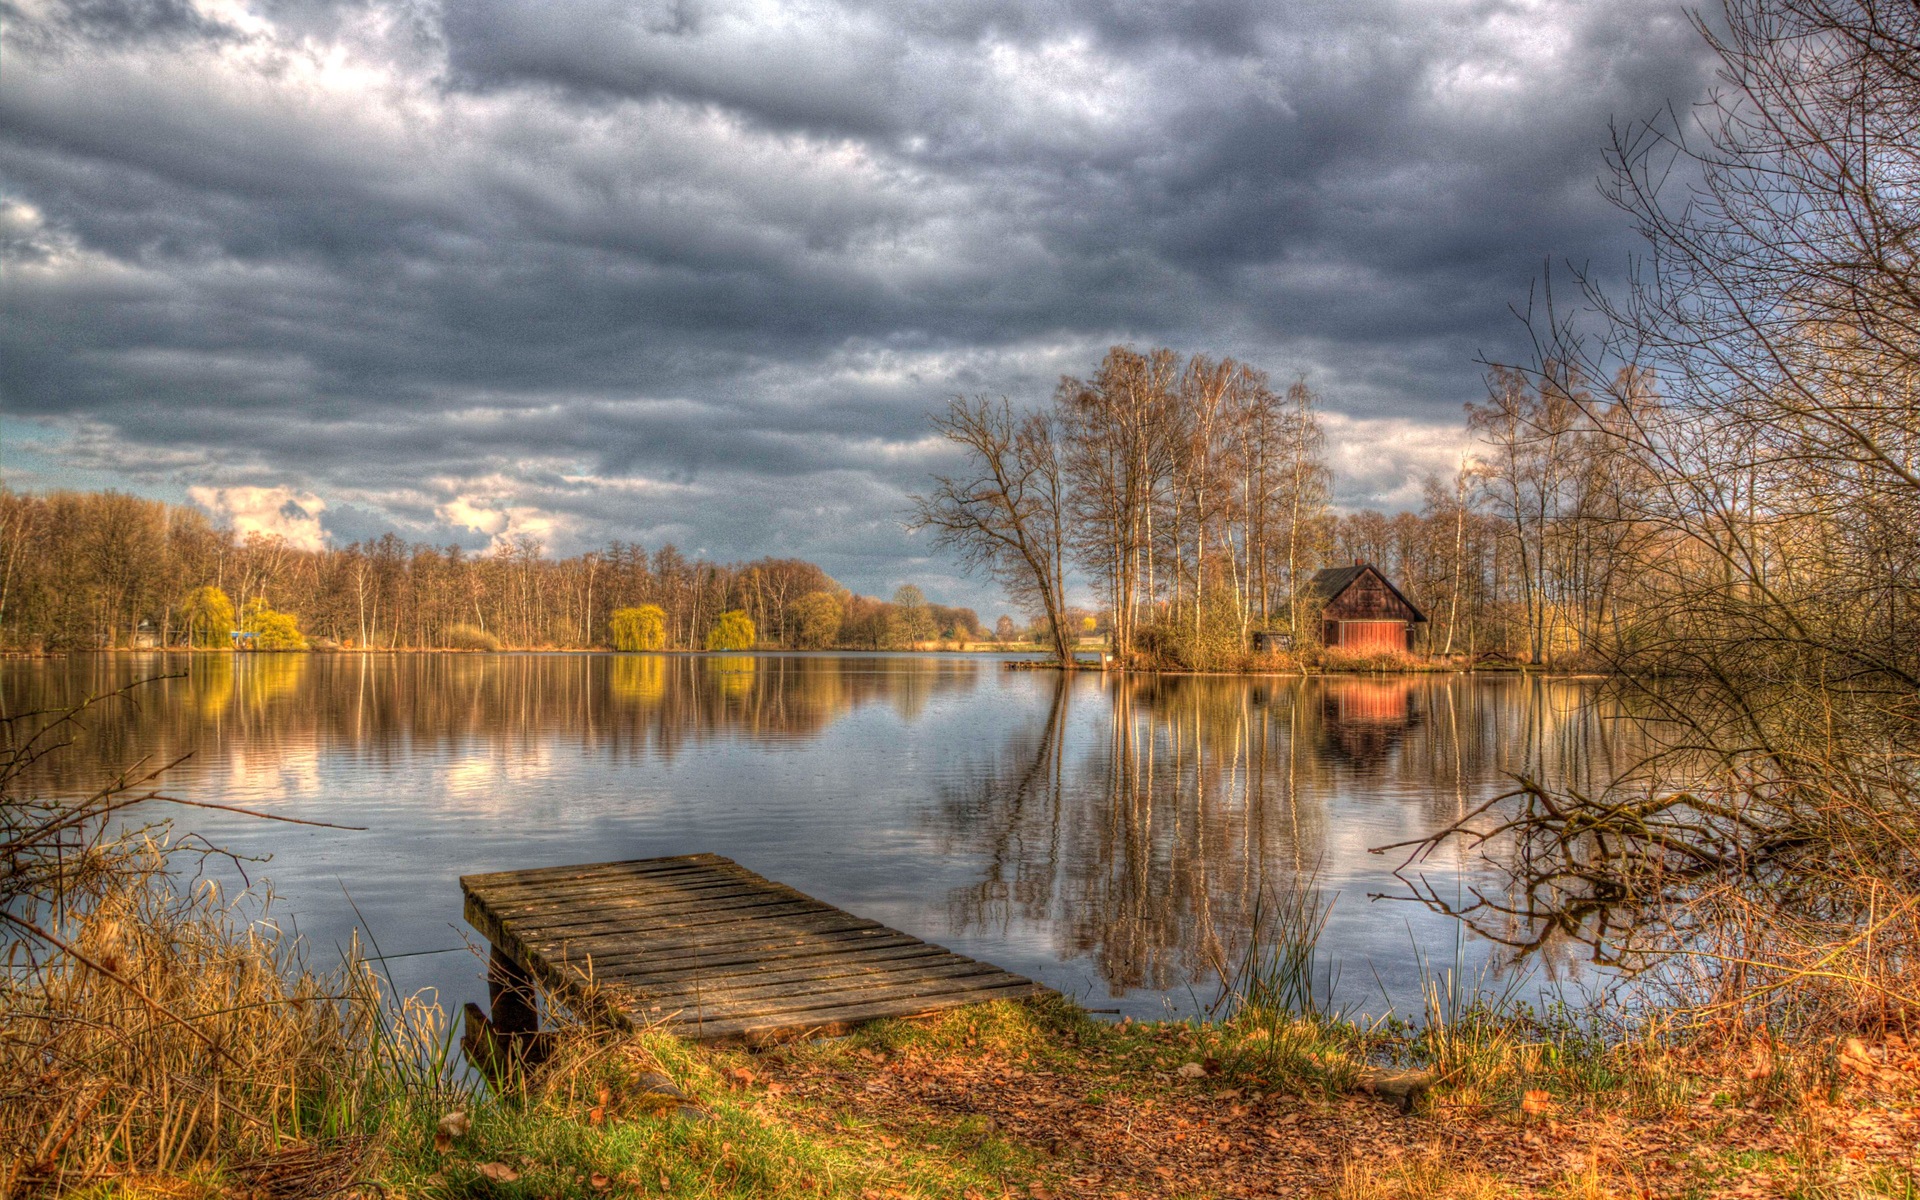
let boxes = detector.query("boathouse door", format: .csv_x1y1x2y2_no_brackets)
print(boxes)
1339,620,1410,652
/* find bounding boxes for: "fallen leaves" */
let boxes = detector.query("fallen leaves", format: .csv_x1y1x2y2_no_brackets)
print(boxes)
476,1161,519,1183
1837,1036,1901,1085
432,1110,470,1153
735,1025,1920,1200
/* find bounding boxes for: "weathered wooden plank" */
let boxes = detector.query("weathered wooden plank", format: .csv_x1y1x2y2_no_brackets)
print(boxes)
473,860,764,897
626,959,1021,1010
460,854,1053,1044
481,877,812,920
522,929,913,986
578,923,922,966
514,909,887,958
628,953,1003,1001
698,966,1035,1010
580,930,930,979
592,942,954,990
679,981,1050,1044
462,853,728,887
471,862,769,904
513,902,884,944
652,977,1042,1039
496,894,841,939
479,869,775,905
469,870,762,910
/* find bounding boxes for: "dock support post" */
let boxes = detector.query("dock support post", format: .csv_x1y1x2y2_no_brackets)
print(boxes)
488,945,539,1037
464,944,552,1084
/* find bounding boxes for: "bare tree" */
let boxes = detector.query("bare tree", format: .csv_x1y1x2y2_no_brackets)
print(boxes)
1402,0,1920,1028
1059,348,1183,660
1272,380,1331,639
911,397,1076,665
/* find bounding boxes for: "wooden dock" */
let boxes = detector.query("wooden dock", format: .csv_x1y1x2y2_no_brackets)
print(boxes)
460,853,1052,1047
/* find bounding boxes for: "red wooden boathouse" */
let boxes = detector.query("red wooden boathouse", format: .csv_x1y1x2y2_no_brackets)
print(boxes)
1305,562,1427,653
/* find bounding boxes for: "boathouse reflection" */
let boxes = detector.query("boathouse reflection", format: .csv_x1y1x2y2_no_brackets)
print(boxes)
1318,678,1422,768
935,672,1639,1001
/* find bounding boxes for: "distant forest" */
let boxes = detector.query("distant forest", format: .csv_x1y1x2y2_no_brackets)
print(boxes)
4,458,1615,663
0,351,1715,663
0,489,985,652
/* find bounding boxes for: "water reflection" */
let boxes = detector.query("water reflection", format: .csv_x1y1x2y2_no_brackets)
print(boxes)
1319,678,1420,767
2,653,982,794
1,655,1636,1016
933,673,1640,1001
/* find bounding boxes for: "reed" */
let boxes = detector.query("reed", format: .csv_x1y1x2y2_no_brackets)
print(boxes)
1213,874,1365,1090
0,682,472,1196
1222,874,1342,1021
0,842,401,1194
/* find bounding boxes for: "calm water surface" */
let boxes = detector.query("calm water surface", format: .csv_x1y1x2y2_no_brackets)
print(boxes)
3,653,1634,1019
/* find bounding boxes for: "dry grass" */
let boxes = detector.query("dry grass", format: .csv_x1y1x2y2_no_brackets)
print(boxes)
0,682,465,1198
1313,647,1428,674
441,624,503,652
1335,1153,1513,1200
0,844,399,1195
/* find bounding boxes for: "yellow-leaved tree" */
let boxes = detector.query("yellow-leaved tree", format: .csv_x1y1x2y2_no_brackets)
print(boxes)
241,598,307,650
792,591,842,649
180,585,236,648
704,609,755,651
609,605,667,651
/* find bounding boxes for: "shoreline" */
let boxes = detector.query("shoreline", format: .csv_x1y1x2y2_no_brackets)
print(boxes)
0,646,1611,678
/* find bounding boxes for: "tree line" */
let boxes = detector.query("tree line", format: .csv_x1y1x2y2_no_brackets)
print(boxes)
0,490,984,652
913,353,1335,667
913,344,1661,669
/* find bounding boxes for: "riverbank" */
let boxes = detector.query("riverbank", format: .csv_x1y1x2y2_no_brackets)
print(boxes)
8,646,1603,682
62,997,1916,1199
4,843,1912,1199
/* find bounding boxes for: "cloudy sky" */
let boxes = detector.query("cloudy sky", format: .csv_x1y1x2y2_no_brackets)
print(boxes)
0,0,1711,611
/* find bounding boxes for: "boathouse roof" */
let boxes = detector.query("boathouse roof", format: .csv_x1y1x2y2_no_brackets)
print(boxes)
1304,563,1428,623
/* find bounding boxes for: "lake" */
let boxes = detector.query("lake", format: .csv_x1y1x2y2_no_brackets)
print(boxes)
1,653,1633,1021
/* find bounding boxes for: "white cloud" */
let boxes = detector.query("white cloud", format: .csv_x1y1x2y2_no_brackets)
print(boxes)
1321,412,1473,510
1,0,1714,618
188,485,330,551
434,491,565,550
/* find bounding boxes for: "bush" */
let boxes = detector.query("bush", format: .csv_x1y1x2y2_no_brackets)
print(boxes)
704,609,755,651
240,599,306,650
1135,595,1261,671
443,623,501,651
609,605,666,651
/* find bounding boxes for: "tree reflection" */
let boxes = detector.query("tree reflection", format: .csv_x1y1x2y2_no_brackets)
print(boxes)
0,653,982,795
937,673,1645,1001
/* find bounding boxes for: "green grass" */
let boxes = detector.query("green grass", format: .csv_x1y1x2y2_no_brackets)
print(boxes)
365,1026,1043,1200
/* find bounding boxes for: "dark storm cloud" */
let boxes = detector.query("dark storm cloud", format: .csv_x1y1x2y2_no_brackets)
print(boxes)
0,0,1714,606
